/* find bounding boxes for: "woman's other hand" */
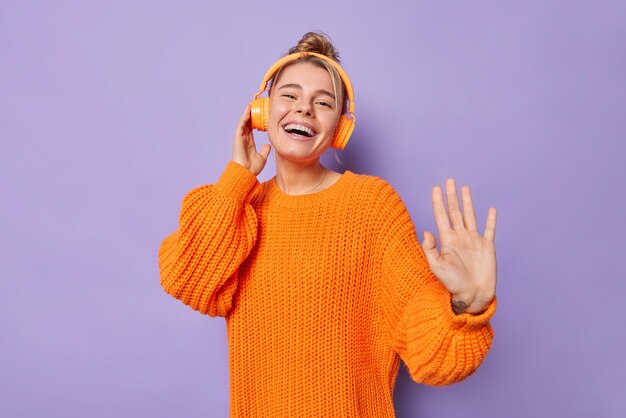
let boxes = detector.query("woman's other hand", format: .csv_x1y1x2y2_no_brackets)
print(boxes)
231,103,271,176
421,179,497,315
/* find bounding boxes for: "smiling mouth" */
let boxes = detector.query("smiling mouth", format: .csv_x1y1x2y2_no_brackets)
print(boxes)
283,123,316,138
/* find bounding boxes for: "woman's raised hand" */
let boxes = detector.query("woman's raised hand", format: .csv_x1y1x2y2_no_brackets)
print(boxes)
421,179,497,315
231,103,272,176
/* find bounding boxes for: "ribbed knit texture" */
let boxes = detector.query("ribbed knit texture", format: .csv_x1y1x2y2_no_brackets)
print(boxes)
158,161,497,417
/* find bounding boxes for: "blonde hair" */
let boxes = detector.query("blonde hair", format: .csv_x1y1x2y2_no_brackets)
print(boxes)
268,32,348,114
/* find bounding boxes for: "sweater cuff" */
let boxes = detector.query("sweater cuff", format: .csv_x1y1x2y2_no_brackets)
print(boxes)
213,161,260,204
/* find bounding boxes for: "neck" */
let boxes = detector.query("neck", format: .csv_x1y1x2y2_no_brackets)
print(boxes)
274,155,328,195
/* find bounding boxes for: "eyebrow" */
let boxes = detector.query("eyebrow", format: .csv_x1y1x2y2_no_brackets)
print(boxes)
278,83,336,100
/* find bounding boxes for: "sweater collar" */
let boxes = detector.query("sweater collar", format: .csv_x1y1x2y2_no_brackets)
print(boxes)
262,170,354,209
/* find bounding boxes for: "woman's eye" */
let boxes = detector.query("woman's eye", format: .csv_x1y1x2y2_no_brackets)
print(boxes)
317,101,332,108
282,94,296,99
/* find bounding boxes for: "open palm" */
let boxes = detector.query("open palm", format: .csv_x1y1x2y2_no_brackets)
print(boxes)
421,179,497,314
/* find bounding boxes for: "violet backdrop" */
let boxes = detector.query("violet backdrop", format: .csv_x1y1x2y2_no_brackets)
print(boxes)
1,1,624,417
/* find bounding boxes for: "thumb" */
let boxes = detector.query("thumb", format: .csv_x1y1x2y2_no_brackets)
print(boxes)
421,231,439,267
259,143,271,161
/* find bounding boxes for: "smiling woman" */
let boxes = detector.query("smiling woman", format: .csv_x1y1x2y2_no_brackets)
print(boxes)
158,31,498,417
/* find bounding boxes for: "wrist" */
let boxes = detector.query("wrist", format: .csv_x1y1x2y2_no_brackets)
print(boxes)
452,294,494,315
450,289,474,313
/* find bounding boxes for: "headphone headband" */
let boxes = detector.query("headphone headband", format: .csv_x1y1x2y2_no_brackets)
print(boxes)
254,52,355,116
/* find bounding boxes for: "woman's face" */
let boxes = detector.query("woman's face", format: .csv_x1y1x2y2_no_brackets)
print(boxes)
267,62,341,165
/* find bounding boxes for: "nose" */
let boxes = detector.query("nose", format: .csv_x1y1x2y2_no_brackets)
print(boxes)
295,100,313,116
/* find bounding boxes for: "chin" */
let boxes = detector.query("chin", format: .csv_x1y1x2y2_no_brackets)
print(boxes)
271,135,330,164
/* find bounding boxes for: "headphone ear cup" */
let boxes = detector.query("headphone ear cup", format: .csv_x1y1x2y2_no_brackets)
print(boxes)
250,98,270,131
331,115,355,150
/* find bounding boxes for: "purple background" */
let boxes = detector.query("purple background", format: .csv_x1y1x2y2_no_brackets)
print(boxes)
2,1,625,417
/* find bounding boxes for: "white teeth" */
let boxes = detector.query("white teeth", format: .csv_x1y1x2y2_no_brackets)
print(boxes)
284,123,314,137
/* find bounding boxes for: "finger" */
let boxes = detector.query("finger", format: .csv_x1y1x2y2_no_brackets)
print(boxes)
483,207,497,241
445,178,465,230
246,131,258,152
236,104,252,135
244,103,252,123
259,143,271,160
432,185,451,233
461,186,478,231
242,102,251,119
421,231,440,268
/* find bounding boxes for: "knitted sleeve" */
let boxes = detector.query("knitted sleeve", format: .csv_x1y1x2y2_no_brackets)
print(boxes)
158,161,260,317
375,181,497,386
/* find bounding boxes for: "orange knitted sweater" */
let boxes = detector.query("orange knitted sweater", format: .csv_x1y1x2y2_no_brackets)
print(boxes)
158,161,497,417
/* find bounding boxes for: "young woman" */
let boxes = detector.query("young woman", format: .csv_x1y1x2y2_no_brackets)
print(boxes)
158,32,498,417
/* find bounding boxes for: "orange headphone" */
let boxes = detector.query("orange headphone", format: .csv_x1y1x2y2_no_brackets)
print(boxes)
250,51,356,150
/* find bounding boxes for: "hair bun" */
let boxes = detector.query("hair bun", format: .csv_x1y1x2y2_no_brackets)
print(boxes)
288,32,341,63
